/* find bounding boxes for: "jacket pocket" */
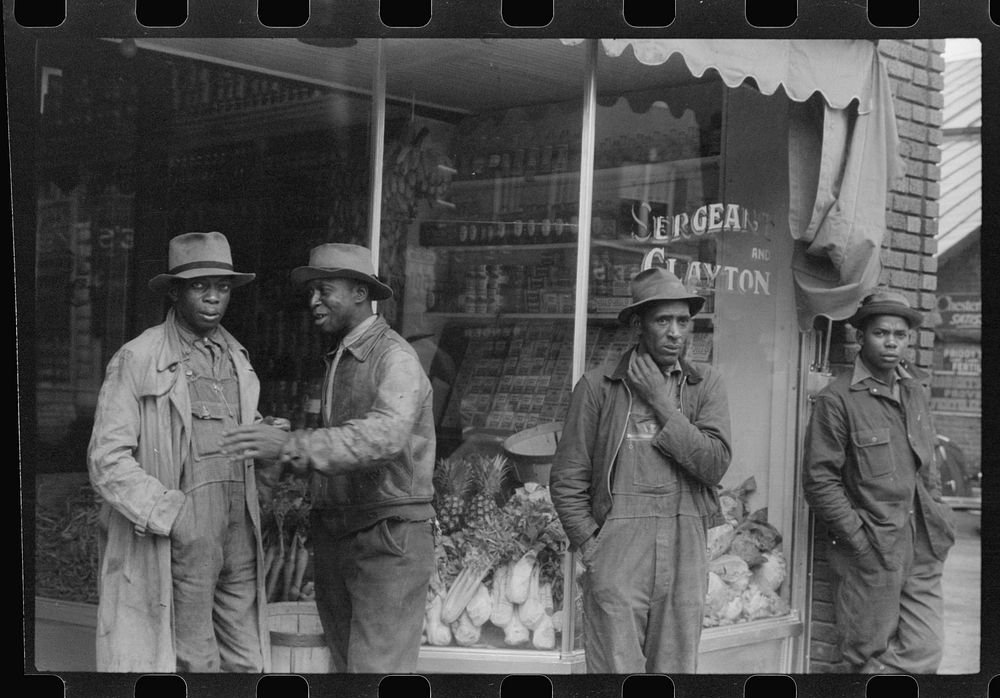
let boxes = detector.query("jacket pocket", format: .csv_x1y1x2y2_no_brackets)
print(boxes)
372,518,407,557
851,427,894,479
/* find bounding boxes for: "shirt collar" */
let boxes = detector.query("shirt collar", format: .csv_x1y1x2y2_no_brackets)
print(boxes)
171,313,226,354
327,313,378,357
851,355,911,387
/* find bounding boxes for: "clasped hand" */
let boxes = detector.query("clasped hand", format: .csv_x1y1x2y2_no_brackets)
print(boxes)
219,421,292,462
627,351,677,420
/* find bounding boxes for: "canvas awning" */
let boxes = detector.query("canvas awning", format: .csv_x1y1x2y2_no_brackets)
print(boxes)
570,39,905,330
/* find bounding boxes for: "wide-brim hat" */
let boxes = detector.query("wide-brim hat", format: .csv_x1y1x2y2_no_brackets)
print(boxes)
289,243,394,300
617,267,705,323
149,231,255,294
848,288,923,329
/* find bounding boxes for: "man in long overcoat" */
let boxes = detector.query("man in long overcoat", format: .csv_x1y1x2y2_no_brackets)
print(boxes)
87,231,270,672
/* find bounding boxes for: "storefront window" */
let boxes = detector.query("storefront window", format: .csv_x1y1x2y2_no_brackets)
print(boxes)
31,36,809,672
591,52,799,637
32,37,376,605
383,39,589,659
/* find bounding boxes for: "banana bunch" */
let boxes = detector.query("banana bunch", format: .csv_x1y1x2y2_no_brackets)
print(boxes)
383,125,455,218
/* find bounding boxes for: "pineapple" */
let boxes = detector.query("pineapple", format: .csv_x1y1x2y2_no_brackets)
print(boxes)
433,457,472,534
467,453,510,525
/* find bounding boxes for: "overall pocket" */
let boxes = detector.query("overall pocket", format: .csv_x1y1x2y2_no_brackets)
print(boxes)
190,400,228,459
851,427,894,479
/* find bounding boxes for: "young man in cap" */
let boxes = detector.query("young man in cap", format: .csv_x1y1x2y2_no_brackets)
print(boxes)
220,243,436,673
803,289,956,673
87,231,270,672
550,266,732,673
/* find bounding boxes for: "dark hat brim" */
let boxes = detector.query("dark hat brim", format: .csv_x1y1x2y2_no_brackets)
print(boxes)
848,303,923,329
618,294,705,324
149,269,255,294
290,266,394,300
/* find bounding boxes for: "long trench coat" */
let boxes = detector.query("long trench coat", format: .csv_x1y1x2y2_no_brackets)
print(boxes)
87,310,271,672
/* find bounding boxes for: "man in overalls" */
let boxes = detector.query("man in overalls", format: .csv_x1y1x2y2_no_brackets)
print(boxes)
88,232,270,672
551,267,733,673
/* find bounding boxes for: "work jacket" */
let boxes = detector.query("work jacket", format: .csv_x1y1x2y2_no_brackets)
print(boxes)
87,310,270,672
551,347,733,551
282,315,436,536
802,360,955,567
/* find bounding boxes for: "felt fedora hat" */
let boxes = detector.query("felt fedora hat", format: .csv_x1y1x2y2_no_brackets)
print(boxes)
289,243,394,300
848,288,923,329
148,231,255,294
617,267,705,323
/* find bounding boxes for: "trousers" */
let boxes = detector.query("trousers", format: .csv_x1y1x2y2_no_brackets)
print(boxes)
829,506,945,673
170,477,262,672
582,514,707,673
312,516,435,673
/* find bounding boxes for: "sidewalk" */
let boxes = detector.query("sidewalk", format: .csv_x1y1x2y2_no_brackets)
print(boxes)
938,508,981,674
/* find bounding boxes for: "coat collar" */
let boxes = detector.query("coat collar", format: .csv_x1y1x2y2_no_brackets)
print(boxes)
606,344,705,384
338,314,389,363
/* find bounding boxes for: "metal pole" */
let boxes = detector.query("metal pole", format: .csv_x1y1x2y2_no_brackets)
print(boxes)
367,38,387,312
561,37,599,661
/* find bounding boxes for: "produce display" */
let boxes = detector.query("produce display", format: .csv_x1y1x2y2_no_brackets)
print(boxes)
35,480,101,604
259,474,315,603
425,452,572,650
703,476,791,627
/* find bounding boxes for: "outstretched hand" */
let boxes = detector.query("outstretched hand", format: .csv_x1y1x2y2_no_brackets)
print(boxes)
219,423,292,462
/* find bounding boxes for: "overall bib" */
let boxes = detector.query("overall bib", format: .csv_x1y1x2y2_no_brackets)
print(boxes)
171,336,262,672
582,389,708,674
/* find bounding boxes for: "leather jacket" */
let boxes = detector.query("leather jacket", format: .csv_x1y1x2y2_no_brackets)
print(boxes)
282,315,436,535
551,347,733,550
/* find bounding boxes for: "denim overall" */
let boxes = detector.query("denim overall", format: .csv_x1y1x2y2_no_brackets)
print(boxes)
582,375,709,674
170,334,262,672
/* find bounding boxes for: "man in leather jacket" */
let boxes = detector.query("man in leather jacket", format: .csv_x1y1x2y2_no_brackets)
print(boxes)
220,243,435,673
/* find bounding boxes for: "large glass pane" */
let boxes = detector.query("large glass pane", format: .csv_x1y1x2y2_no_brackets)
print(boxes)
381,39,588,656
591,52,797,635
31,37,375,612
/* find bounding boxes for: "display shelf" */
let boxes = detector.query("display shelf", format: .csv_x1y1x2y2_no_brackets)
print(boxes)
449,155,720,189
424,242,577,253
426,311,714,322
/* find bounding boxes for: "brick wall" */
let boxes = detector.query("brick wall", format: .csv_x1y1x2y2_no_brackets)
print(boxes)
806,38,946,673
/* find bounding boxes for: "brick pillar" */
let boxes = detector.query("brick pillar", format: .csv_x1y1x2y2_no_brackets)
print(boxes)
806,38,946,673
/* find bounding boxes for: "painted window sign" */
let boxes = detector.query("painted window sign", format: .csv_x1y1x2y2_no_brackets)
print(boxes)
628,200,774,297
629,201,772,243
936,294,981,330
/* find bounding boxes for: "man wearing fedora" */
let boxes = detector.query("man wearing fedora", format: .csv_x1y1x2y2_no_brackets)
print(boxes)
803,289,956,673
551,266,732,673
87,231,270,672
220,243,436,673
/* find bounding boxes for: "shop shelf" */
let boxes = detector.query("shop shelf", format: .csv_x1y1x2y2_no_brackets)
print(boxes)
449,155,720,189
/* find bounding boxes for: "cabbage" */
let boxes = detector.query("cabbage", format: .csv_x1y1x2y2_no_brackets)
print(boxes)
752,550,787,593
704,571,735,615
706,523,736,560
709,554,752,591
